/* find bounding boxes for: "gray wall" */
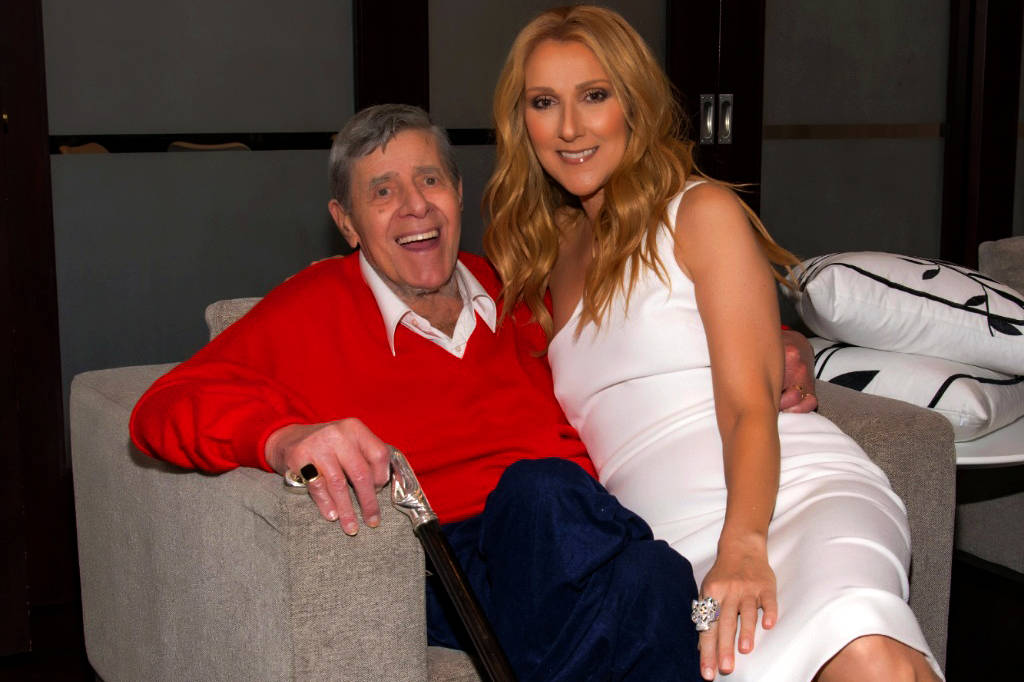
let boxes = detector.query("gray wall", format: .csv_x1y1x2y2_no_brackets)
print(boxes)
428,0,666,130
761,0,949,261
49,1,1000,404
51,151,344,381
45,0,668,403
44,0,355,407
43,0,354,134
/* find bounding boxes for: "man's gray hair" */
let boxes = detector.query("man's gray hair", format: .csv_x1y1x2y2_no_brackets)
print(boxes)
328,104,460,210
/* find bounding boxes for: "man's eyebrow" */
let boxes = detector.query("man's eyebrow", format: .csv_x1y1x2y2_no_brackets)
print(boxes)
367,172,395,188
414,165,444,176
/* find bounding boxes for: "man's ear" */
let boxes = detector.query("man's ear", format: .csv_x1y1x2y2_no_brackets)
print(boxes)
457,179,463,209
328,199,360,249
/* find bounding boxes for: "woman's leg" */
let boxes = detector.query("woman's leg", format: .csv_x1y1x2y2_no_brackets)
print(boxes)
816,635,942,682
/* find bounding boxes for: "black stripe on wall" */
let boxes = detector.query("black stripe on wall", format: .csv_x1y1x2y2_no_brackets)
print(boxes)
50,129,495,154
49,132,336,154
764,123,944,140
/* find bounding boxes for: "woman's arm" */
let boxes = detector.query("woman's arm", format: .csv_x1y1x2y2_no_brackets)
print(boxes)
673,182,782,681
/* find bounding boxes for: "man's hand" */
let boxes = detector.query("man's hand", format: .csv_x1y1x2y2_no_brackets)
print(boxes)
779,329,818,413
265,419,392,535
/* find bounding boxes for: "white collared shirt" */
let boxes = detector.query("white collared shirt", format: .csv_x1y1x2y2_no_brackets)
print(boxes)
359,252,497,358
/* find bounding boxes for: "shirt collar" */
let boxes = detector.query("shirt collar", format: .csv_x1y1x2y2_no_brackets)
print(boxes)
359,252,497,355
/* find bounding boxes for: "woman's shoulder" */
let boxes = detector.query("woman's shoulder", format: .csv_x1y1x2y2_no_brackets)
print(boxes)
678,179,741,210
669,180,761,281
673,179,747,235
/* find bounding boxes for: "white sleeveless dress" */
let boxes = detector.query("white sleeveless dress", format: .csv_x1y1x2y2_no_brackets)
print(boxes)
547,186,943,681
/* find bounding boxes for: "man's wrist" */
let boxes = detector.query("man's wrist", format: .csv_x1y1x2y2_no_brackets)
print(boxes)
263,423,299,474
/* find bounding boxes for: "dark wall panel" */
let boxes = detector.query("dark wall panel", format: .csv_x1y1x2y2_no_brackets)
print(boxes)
452,145,497,256
52,151,345,393
428,0,665,129
762,138,944,260
42,0,353,134
761,0,949,260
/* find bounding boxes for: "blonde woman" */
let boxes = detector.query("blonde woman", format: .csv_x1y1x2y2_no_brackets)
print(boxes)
484,6,943,681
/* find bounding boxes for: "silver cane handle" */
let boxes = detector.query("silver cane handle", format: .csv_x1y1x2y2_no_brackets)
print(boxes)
389,447,438,529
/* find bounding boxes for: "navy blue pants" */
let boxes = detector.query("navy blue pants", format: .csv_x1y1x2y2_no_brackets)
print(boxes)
426,459,700,681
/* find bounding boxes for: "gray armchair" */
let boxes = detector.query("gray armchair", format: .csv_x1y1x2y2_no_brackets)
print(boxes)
71,300,955,681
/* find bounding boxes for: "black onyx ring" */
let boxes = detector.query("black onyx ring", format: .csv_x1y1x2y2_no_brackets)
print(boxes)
282,463,321,494
299,463,321,485
690,597,721,632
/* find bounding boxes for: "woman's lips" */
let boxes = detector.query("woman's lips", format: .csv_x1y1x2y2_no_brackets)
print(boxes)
558,147,597,164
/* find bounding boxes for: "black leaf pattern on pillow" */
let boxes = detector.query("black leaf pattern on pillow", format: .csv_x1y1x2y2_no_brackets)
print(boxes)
812,341,852,378
990,318,1023,336
829,370,879,392
965,295,987,307
922,267,940,280
927,373,1024,408
992,286,1024,308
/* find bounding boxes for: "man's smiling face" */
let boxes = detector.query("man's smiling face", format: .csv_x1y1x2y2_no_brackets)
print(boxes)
330,128,463,304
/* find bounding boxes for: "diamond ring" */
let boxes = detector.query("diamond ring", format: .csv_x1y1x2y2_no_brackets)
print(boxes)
690,596,721,632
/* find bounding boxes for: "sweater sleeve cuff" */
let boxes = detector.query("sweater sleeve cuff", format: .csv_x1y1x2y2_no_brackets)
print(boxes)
236,414,307,472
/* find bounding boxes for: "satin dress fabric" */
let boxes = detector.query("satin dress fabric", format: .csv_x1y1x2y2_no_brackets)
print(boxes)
547,185,943,681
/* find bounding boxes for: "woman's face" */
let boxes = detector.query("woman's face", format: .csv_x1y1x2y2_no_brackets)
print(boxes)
523,39,628,216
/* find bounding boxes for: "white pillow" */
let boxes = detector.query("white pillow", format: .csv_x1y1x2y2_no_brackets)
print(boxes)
810,338,1024,441
787,251,1024,374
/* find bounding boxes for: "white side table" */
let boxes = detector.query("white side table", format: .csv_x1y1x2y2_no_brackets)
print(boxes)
955,416,1024,466
954,416,1024,575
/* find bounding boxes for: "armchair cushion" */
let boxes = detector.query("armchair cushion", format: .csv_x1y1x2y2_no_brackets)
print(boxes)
71,365,434,681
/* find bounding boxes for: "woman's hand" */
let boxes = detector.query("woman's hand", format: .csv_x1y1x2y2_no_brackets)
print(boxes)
698,534,778,680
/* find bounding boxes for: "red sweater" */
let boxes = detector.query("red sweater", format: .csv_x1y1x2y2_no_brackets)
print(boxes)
130,253,594,523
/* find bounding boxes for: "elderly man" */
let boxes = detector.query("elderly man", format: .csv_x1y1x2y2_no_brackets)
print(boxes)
132,104,813,680
132,104,701,680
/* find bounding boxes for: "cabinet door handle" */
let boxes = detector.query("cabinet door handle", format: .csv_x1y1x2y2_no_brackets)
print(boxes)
699,94,715,144
717,94,733,144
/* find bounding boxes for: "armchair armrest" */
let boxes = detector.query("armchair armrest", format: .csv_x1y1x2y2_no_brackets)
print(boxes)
71,365,428,681
816,381,956,665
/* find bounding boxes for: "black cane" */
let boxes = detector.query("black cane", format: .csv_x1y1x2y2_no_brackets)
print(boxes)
389,448,517,682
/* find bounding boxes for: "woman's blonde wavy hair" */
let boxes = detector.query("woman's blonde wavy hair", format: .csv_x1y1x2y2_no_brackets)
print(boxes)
483,5,798,339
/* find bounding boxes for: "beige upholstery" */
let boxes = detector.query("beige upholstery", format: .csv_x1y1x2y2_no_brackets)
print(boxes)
70,300,956,680
72,364,444,681
978,235,1024,294
817,382,955,662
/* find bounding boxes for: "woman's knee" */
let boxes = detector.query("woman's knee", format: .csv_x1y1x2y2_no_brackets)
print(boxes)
819,636,936,682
